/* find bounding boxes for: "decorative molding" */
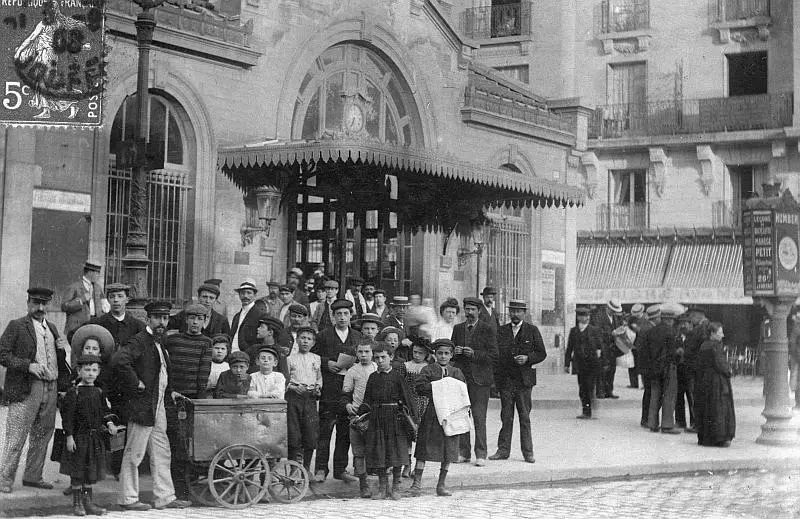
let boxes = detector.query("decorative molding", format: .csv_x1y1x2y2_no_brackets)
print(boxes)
597,29,652,56
580,151,600,199
360,10,376,42
648,147,670,198
696,145,719,197
711,16,770,44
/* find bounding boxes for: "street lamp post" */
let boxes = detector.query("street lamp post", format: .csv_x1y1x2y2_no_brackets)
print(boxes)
123,0,164,303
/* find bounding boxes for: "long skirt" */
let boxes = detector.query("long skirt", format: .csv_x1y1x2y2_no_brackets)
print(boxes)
694,370,736,446
60,431,108,484
365,406,409,469
414,403,458,463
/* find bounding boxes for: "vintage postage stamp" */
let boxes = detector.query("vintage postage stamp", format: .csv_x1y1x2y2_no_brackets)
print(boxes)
1,0,106,127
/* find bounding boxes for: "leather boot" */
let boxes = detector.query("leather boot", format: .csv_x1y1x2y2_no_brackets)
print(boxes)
405,468,423,497
436,470,451,497
72,489,86,516
82,488,106,516
372,474,388,500
388,468,401,500
358,475,371,498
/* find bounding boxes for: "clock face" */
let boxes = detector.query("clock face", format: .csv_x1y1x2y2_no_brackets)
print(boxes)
779,236,798,271
345,104,364,133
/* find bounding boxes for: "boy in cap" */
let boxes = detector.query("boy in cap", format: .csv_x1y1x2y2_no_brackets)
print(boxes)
286,326,322,472
247,346,285,399
214,351,251,399
287,303,313,354
90,283,145,353
205,335,230,394
312,299,361,482
167,284,230,339
565,307,603,419
312,279,340,330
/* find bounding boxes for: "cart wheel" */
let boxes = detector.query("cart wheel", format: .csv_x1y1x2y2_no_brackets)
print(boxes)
207,444,268,509
267,460,309,503
185,463,216,507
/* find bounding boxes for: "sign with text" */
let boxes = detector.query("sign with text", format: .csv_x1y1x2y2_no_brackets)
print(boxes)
1,0,105,126
742,208,800,296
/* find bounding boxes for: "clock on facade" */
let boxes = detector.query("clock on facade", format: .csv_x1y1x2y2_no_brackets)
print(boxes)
345,103,364,133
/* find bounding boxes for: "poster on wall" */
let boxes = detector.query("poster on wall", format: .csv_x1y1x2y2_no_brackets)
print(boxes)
541,267,556,311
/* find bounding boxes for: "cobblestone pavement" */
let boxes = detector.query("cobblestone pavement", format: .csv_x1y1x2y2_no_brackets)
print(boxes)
4,469,798,518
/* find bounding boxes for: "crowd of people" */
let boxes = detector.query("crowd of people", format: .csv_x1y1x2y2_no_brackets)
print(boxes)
565,299,736,447
0,263,554,513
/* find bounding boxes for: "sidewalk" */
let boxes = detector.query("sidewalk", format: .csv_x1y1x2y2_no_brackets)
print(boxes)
1,372,798,514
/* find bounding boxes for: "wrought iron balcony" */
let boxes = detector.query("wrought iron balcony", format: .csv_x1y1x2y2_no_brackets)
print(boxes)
463,87,572,134
601,0,649,33
461,1,532,40
710,0,769,23
597,202,649,231
589,93,792,139
712,200,743,229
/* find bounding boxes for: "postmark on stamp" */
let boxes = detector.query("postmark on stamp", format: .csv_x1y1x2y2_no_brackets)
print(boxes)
1,0,106,126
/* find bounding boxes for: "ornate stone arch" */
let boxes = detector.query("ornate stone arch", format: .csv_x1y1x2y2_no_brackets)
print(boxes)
274,17,439,147
488,144,537,178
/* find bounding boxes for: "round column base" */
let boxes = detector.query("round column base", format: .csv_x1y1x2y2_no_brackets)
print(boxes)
756,416,800,446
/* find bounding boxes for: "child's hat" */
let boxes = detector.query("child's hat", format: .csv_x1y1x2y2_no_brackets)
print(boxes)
228,351,250,365
257,345,280,359
295,326,317,337
76,354,102,366
432,339,455,351
71,324,114,360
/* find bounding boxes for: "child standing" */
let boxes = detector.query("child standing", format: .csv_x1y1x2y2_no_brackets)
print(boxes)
60,354,120,516
286,326,322,473
359,342,417,500
407,339,465,497
213,351,251,398
341,339,377,498
205,335,230,396
248,347,286,399
402,340,431,477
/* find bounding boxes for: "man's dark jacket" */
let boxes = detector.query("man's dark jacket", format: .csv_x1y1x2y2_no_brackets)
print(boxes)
451,319,498,387
90,312,146,358
565,324,602,375
478,304,500,331
639,321,677,379
0,316,68,404
111,330,173,426
495,321,547,388
230,301,268,354
167,308,231,339
311,327,361,405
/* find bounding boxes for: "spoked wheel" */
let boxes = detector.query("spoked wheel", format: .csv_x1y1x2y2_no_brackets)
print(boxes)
267,460,309,503
185,463,216,507
207,444,269,509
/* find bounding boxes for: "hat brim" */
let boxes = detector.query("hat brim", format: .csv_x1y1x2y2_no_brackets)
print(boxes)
70,324,115,361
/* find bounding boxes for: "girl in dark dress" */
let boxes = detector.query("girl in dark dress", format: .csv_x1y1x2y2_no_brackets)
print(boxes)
694,322,736,447
407,339,466,497
60,355,120,516
359,342,417,500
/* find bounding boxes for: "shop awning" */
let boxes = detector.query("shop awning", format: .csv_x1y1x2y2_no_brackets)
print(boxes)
217,139,584,209
577,237,751,305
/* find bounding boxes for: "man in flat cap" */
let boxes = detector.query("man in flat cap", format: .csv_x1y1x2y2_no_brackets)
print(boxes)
452,296,498,466
565,306,603,419
260,281,283,320
344,277,367,318
167,284,231,339
312,279,340,330
278,284,300,329
111,301,190,510
640,303,682,434
251,316,289,376
478,287,500,331
384,296,414,361
203,278,228,319
163,304,213,500
592,298,624,399
287,303,313,354
370,288,389,319
230,279,268,354
287,267,310,308
490,300,546,463
61,261,109,342
0,287,69,493
311,299,361,483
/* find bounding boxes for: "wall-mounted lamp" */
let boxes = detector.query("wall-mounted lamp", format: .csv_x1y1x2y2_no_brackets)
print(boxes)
456,227,486,296
241,185,282,248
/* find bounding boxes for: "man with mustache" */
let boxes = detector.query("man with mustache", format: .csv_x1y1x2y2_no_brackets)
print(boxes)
0,287,69,494
111,301,191,511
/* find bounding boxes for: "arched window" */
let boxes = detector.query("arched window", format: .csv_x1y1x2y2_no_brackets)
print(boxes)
105,94,194,304
292,43,421,145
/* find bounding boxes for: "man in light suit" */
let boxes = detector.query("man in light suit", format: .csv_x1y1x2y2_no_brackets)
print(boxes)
0,287,69,493
61,261,109,342
229,279,268,353
489,300,546,463
452,296,498,467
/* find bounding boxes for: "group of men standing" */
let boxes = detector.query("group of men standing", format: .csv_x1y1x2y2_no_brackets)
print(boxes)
564,298,710,434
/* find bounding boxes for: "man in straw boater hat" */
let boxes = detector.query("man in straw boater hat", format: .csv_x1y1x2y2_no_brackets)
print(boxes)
452,296,498,467
640,302,684,435
592,298,624,399
489,300,546,463
230,279,267,354
565,306,603,419
0,287,69,494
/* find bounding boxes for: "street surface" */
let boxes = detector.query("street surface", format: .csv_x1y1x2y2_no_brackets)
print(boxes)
2,469,798,518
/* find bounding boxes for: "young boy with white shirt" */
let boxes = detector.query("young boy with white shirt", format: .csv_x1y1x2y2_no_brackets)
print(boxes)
247,347,285,399
341,339,377,498
286,327,322,472
205,335,230,396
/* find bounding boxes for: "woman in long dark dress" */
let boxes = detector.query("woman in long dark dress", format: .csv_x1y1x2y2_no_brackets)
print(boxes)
359,343,417,500
694,322,735,447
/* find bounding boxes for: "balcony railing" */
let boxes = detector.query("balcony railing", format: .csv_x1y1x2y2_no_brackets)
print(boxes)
461,1,532,39
589,93,792,139
464,87,573,133
710,0,769,23
601,0,649,33
712,200,743,229
598,202,649,231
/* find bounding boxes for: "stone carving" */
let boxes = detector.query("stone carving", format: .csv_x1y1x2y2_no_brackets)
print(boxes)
648,147,670,198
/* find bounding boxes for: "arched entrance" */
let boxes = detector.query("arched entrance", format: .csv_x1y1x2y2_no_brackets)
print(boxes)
291,42,424,293
105,93,196,303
